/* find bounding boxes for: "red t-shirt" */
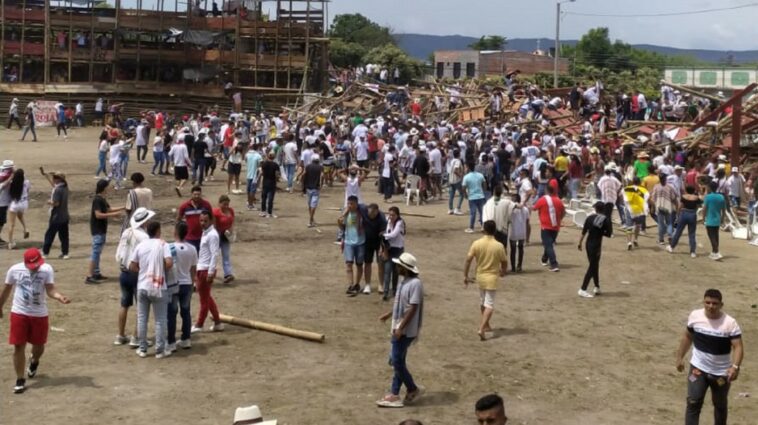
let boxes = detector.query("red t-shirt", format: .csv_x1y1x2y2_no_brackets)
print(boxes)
178,199,213,241
411,103,421,116
155,113,164,130
367,134,378,153
533,195,565,231
212,207,235,234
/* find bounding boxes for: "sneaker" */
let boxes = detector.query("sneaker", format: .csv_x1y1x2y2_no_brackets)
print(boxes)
23,231,29,239
578,289,594,298
93,274,108,281
540,261,548,267
447,209,454,215
210,323,225,332
166,342,177,353
549,267,560,272
191,325,204,334
690,252,697,258
113,335,129,345
259,212,267,217
666,245,673,253
404,385,425,404
627,242,633,251
346,284,359,295
178,339,192,349
268,214,278,219
376,394,404,408
84,276,101,285
453,209,464,216
26,359,39,378
135,349,148,358
593,287,601,296
223,275,235,284
362,285,371,295
13,379,26,394
713,252,723,260
464,228,474,233
633,240,639,248
155,350,173,359
657,240,666,246
58,254,70,260
128,336,140,347
175,187,182,198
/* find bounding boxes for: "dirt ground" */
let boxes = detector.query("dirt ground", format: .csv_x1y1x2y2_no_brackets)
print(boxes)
0,126,756,425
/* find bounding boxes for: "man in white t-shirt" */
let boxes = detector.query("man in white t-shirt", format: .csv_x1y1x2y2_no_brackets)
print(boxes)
166,222,197,351
129,221,173,358
447,149,464,215
381,146,396,202
0,248,71,394
283,137,298,192
169,139,192,196
355,136,369,168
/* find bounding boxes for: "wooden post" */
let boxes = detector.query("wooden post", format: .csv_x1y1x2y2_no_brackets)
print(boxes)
68,0,73,82
113,0,120,83
273,0,281,88
89,0,95,82
252,0,258,86
136,0,141,81
303,0,310,91
731,99,742,166
285,0,291,89
234,0,240,86
1,0,5,82
19,0,25,83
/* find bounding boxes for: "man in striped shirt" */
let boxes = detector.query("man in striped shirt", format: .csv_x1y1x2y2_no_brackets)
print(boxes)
676,289,743,425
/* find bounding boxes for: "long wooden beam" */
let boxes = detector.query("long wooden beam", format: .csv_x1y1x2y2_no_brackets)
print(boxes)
691,83,757,131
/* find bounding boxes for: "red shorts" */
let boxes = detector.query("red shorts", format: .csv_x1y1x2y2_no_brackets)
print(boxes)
9,312,49,346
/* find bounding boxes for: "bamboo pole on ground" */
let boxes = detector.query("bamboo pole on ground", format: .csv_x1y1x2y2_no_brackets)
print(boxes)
219,313,325,343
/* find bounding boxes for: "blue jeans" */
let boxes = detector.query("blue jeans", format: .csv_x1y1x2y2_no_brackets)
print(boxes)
193,158,206,185
390,335,418,396
152,151,165,174
120,155,129,179
381,176,394,200
540,229,559,268
90,233,106,275
21,123,37,141
383,247,404,297
96,151,107,176
220,239,233,277
730,196,741,208
569,178,581,200
285,163,296,189
656,210,673,243
670,209,697,253
617,202,631,227
137,289,168,353
468,198,485,229
537,182,547,198
167,285,192,344
448,182,464,210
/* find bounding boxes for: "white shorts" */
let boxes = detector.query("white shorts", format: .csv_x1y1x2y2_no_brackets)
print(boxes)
479,289,496,309
9,200,28,214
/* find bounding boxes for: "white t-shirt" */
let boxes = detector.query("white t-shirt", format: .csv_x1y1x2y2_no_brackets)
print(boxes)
448,158,463,184
109,141,123,165
129,239,171,291
382,153,394,178
301,148,314,167
519,178,534,204
283,141,298,165
356,141,369,161
98,139,109,152
170,143,190,167
168,241,197,286
429,148,442,174
5,263,55,317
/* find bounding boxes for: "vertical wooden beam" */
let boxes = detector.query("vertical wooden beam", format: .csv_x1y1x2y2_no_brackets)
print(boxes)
234,0,240,86
731,100,742,166
114,0,120,83
303,0,310,91
286,0,291,89
89,0,95,82
253,0,258,86
157,0,164,82
0,0,5,82
273,0,280,88
68,0,73,82
19,0,26,83
136,0,141,81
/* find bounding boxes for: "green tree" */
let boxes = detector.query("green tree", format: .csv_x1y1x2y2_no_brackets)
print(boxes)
468,35,507,51
574,27,613,69
328,13,396,68
329,39,366,69
362,43,423,84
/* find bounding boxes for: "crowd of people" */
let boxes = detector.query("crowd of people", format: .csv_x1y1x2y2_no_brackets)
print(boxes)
0,78,749,423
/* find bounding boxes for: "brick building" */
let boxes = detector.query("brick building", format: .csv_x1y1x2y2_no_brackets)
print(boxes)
434,50,569,79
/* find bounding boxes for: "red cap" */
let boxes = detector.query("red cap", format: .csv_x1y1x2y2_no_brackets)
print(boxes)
23,248,45,270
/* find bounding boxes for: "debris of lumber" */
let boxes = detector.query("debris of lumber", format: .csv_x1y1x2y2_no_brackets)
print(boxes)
219,314,326,343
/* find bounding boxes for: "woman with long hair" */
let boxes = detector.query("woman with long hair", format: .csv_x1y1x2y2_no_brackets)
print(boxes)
382,206,406,301
7,168,30,249
226,144,243,194
212,194,236,283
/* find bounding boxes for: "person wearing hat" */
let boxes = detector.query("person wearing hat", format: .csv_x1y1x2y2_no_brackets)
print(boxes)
259,151,281,219
0,160,16,245
377,252,424,408
7,98,22,129
633,152,651,180
233,405,277,425
40,168,70,259
20,100,38,142
576,201,613,298
303,154,323,227
0,248,71,393
114,207,154,346
86,179,125,284
464,220,508,340
726,167,746,208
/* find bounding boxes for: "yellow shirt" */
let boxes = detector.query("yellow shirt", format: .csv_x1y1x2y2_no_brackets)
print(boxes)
554,155,569,173
641,174,660,193
467,236,507,291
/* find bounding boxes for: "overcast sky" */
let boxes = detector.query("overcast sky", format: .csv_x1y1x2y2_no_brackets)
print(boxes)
325,0,758,51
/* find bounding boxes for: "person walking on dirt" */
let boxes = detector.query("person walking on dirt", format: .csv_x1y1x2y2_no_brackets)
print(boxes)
176,186,213,253
7,98,22,129
6,168,30,250
121,172,153,235
0,248,71,394
55,103,68,139
86,179,125,284
576,201,613,298
675,288,743,425
464,220,508,341
191,211,223,334
20,101,37,142
166,222,197,351
339,195,365,296
376,252,424,408
40,169,70,259
532,184,565,272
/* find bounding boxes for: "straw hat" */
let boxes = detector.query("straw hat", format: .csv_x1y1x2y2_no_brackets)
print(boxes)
233,405,277,425
130,207,155,229
392,252,420,273
637,152,650,159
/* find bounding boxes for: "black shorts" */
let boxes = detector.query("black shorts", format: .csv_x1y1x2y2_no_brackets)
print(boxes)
369,151,378,161
174,166,189,180
227,162,242,176
357,160,369,169
0,206,7,226
364,241,381,264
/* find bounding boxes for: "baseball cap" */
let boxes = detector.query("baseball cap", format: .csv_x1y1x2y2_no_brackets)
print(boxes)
24,248,45,270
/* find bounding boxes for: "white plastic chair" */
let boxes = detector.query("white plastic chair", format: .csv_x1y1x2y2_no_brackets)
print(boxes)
405,175,421,206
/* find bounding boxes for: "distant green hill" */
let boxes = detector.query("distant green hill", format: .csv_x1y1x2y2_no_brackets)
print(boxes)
395,33,758,65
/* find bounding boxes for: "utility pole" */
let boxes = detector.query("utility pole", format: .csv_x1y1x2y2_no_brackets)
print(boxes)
554,0,575,88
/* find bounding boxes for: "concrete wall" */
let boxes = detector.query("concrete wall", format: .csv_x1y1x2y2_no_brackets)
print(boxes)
434,50,480,79
433,50,569,79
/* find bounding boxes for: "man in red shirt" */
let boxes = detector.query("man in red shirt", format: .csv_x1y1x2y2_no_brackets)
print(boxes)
176,186,213,252
532,185,565,272
367,129,379,170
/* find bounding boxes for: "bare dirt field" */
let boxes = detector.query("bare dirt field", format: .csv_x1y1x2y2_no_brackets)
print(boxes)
0,126,756,425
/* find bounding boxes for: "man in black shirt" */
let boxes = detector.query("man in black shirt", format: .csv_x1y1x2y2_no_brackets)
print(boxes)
260,152,280,218
411,147,431,203
576,201,612,298
191,134,207,186
87,179,124,284
359,203,387,295
303,155,323,227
